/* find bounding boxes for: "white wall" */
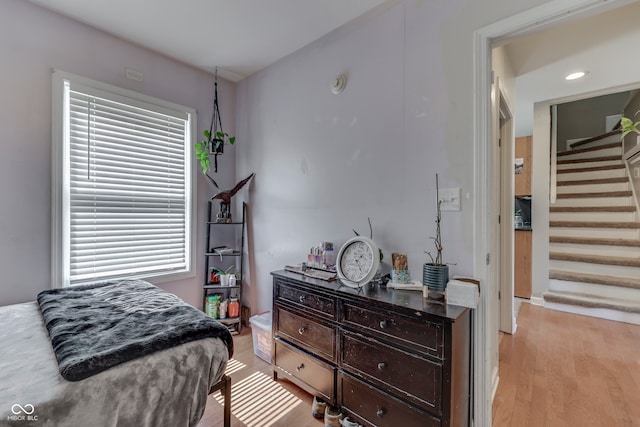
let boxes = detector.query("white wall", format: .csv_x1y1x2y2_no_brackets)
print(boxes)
492,46,516,109
0,0,236,307
235,0,550,314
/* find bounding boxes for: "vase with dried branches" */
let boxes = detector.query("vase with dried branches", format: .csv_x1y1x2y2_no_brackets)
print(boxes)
423,174,449,294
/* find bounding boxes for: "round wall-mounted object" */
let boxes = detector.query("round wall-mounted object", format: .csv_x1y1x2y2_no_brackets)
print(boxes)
330,75,347,94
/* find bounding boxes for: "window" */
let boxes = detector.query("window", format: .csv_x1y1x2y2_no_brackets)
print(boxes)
52,70,196,287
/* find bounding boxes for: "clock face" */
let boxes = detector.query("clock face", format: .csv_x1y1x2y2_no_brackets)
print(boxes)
338,237,379,286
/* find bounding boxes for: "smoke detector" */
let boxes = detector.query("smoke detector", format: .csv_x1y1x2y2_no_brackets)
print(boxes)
330,75,347,94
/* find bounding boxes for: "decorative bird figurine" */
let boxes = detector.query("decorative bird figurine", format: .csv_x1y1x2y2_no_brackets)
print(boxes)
207,173,255,222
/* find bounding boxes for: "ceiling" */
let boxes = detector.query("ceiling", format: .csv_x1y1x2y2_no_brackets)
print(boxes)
503,1,640,136
27,0,640,134
28,0,392,82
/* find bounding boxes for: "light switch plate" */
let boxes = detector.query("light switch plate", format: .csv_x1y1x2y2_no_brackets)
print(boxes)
439,188,461,211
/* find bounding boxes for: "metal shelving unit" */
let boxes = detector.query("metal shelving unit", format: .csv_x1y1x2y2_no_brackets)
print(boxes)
203,201,246,334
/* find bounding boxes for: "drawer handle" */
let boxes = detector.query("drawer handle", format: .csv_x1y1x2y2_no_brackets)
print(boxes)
379,319,393,329
377,362,386,371
296,363,305,372
376,408,386,418
299,295,306,303
298,327,306,335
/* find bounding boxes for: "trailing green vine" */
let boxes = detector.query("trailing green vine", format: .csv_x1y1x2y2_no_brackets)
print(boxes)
620,110,640,140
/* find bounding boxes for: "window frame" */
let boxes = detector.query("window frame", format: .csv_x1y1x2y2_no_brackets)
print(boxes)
51,69,197,288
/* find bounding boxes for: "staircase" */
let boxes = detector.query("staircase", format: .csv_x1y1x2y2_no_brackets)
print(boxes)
544,131,640,325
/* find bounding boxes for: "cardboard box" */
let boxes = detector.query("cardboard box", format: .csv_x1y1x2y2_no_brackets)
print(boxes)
447,278,480,309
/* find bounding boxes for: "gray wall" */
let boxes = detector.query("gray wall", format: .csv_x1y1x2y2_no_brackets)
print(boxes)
556,91,630,151
0,0,236,307
234,0,551,314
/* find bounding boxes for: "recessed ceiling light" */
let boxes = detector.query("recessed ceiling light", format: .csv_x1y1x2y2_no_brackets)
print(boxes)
565,71,587,81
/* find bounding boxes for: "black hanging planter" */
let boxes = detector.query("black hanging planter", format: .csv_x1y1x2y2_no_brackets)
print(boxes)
212,138,224,155
208,70,224,173
195,67,235,175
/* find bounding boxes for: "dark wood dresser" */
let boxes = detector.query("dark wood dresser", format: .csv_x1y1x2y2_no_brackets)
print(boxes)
271,270,471,427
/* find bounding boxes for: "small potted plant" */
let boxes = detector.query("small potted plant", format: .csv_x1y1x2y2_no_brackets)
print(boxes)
211,265,236,286
423,174,449,295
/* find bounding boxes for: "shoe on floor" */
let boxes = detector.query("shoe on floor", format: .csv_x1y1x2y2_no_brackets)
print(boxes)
311,396,327,419
324,405,342,427
340,416,361,427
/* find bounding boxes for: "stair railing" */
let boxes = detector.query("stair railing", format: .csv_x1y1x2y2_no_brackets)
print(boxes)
624,148,640,217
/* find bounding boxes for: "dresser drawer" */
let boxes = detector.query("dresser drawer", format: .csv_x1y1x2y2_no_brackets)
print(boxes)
340,330,442,413
342,302,443,358
338,371,440,427
274,339,335,402
275,280,336,319
276,307,336,362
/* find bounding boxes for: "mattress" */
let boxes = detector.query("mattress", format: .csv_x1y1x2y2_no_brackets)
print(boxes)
0,301,229,427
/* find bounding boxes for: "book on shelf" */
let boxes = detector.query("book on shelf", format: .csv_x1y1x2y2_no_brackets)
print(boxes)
211,246,235,255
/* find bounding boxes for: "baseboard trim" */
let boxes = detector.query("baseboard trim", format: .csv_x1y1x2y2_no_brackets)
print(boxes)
490,365,499,403
545,301,640,325
530,296,544,306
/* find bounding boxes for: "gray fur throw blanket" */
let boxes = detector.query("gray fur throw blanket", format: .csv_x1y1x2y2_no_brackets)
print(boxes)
37,279,233,381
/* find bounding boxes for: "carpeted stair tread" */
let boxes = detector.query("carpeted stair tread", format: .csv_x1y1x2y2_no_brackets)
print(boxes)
556,177,628,186
549,252,640,267
543,291,640,314
549,220,640,229
557,141,621,157
549,270,640,290
557,164,625,174
550,206,636,213
557,155,621,165
556,191,632,199
549,236,640,246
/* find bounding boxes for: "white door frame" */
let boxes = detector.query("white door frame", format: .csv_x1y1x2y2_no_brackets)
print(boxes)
497,86,516,335
472,1,630,425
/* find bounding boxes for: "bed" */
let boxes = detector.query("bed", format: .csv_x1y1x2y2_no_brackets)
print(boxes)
0,280,233,427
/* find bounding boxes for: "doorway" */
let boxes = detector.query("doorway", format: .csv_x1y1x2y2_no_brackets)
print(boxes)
473,1,633,425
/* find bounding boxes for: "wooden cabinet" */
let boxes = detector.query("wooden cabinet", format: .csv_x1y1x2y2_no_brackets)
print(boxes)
515,136,532,196
271,270,470,426
514,230,532,298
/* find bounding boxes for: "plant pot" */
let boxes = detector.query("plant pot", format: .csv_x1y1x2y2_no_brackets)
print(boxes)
423,263,449,291
211,138,224,154
219,274,230,286
391,269,411,284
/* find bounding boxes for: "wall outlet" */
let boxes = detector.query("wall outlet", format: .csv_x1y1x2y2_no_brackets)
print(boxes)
439,188,461,211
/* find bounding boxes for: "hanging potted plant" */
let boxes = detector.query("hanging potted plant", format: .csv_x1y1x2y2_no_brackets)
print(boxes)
195,67,236,174
423,174,449,295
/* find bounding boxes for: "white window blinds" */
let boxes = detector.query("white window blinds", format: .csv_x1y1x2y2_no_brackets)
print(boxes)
54,73,194,287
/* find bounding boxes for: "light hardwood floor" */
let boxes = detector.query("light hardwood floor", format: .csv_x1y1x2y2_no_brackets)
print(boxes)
199,303,640,426
493,302,640,426
197,327,324,427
